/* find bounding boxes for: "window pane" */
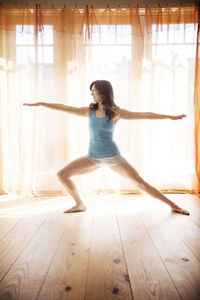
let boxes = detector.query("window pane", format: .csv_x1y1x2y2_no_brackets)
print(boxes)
86,45,132,105
85,25,132,105
168,23,184,43
16,25,53,45
17,46,35,63
16,25,34,45
117,25,132,44
38,46,53,63
185,23,197,43
38,25,53,45
16,25,54,64
91,25,100,44
100,25,115,44
152,24,168,44
16,46,53,63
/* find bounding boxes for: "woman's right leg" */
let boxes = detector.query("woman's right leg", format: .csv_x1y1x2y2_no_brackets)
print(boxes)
57,157,99,213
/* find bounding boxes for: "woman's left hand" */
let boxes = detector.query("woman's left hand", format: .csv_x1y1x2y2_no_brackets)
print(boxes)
171,114,187,120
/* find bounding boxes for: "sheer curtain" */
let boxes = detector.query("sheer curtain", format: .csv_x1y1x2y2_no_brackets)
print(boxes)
0,5,199,195
194,3,200,194
140,6,197,191
0,7,87,194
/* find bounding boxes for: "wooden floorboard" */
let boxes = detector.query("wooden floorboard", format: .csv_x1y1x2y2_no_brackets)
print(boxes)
0,212,65,300
85,215,132,300
37,214,93,300
117,213,180,300
0,217,22,241
0,214,47,283
166,211,200,260
0,193,199,300
140,206,200,300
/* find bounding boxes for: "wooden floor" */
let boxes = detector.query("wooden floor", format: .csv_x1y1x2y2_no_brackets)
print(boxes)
0,193,200,300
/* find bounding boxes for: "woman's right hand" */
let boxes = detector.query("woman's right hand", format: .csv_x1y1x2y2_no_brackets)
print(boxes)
23,102,41,106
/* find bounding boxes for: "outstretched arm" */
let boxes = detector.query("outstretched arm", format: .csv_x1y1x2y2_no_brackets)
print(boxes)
23,102,90,117
119,108,186,120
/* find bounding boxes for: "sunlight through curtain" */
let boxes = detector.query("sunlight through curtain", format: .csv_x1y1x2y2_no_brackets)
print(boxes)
141,6,197,191
0,5,199,195
194,3,200,194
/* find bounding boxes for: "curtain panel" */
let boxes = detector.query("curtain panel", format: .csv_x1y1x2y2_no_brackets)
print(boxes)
194,3,200,194
144,6,199,194
0,6,199,195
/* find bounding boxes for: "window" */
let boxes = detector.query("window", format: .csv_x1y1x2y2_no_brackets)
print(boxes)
140,23,196,187
85,25,133,102
16,25,55,173
16,25,53,63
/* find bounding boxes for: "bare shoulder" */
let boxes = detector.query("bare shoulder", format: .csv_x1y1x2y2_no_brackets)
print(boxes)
113,106,120,123
118,108,129,115
117,108,135,119
115,107,128,118
113,106,120,112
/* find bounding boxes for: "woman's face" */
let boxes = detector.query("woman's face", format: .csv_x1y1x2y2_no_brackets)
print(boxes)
91,85,103,103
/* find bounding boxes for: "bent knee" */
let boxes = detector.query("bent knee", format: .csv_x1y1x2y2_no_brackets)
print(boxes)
57,170,63,181
57,169,70,181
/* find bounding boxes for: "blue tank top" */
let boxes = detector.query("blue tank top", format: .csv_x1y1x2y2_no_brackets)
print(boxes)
88,109,120,158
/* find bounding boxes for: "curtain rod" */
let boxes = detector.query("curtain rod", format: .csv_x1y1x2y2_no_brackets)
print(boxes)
0,1,189,8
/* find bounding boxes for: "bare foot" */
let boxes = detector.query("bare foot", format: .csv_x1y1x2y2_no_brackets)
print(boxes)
171,205,190,215
63,203,86,213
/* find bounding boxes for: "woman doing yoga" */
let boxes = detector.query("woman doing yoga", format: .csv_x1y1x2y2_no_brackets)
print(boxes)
24,80,190,215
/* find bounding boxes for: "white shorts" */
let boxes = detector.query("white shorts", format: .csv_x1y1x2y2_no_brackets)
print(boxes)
86,154,126,167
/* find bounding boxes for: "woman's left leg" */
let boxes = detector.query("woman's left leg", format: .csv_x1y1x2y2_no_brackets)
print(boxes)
110,161,189,215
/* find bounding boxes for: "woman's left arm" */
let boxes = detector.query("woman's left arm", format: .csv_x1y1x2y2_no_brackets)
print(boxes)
119,108,186,120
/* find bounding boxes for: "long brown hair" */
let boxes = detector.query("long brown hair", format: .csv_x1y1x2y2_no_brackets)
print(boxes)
89,80,119,121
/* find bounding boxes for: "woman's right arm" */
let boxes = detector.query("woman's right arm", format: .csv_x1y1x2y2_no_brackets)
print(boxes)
23,102,90,117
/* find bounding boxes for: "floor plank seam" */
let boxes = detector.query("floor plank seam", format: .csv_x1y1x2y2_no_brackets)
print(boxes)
187,216,200,229
0,218,23,242
35,214,68,300
166,218,200,262
139,213,182,300
83,215,94,300
0,214,49,285
115,214,134,300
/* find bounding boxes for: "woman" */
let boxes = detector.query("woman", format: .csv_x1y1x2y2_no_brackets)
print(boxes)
24,80,190,215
